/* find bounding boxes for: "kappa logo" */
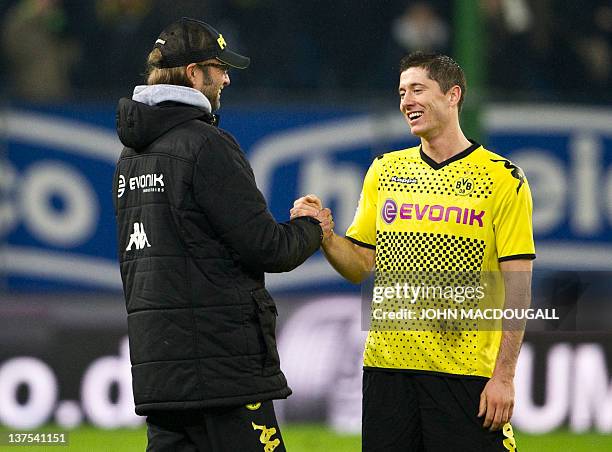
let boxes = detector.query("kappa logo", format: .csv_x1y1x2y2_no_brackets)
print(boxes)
502,423,517,451
117,175,126,198
390,175,418,184
251,422,280,451
491,159,525,193
126,222,151,251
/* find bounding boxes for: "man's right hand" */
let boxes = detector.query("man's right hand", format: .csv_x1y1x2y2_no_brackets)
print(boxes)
292,195,373,283
290,194,334,240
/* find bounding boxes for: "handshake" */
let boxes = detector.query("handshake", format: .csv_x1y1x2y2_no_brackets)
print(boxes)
290,194,335,242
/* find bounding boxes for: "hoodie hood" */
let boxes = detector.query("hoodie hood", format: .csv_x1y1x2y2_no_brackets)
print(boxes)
117,85,216,150
132,84,212,111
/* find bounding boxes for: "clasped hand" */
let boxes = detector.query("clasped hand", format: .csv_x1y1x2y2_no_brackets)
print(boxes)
290,194,334,241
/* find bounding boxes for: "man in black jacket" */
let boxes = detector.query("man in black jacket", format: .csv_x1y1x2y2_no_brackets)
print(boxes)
113,18,332,452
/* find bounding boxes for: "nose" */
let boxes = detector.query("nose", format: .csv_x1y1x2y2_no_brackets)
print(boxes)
400,93,414,113
223,72,230,87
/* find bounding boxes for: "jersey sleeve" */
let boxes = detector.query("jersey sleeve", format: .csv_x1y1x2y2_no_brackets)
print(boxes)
345,161,378,249
493,168,536,261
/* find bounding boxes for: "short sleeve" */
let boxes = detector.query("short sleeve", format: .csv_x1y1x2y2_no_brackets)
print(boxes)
493,169,536,261
345,162,378,249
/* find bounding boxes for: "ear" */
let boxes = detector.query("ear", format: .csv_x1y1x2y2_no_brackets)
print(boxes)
185,63,199,87
448,85,462,108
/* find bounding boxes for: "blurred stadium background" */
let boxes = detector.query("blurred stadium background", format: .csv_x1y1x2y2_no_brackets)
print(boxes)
1,0,611,450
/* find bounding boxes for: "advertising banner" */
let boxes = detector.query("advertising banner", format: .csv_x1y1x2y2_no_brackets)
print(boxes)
0,294,611,433
1,104,611,292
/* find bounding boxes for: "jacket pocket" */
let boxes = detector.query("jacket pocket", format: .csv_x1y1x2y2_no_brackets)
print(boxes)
251,288,280,375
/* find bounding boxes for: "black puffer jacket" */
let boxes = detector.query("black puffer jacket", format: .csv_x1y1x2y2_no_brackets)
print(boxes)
113,93,322,415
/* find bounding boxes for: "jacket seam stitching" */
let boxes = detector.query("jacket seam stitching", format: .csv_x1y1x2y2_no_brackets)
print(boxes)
119,152,195,165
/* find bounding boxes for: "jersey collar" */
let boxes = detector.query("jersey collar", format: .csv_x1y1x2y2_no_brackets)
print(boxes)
419,140,481,170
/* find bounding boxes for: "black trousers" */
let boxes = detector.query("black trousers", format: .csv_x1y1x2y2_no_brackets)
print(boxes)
146,401,286,452
362,369,518,452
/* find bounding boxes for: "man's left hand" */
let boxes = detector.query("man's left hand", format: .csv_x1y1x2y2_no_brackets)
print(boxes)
478,375,514,431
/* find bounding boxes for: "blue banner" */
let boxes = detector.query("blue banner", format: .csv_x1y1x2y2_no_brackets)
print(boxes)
2,104,611,292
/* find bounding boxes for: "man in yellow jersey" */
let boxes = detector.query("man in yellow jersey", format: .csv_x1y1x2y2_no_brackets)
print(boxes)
291,52,534,451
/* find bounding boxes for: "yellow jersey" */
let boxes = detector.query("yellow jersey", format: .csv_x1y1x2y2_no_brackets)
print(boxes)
346,142,535,377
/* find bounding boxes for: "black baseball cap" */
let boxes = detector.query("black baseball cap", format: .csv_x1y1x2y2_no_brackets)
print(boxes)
153,18,250,69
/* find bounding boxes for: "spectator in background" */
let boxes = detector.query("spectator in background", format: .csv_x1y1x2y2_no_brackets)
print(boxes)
91,0,157,94
483,0,612,101
556,0,612,98
384,2,450,89
69,0,159,98
589,3,612,87
391,2,449,54
315,0,406,92
2,0,79,102
482,0,552,96
152,0,207,22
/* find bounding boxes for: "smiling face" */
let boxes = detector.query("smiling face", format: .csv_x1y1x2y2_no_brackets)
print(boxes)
188,59,230,111
398,66,460,140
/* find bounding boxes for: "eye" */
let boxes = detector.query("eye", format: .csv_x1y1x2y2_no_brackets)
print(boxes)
413,89,423,94
399,92,405,99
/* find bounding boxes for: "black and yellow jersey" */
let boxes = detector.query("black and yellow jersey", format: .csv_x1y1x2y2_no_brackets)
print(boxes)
346,142,535,378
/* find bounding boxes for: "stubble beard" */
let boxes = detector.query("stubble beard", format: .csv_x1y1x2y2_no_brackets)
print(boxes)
199,68,221,112
201,85,221,112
